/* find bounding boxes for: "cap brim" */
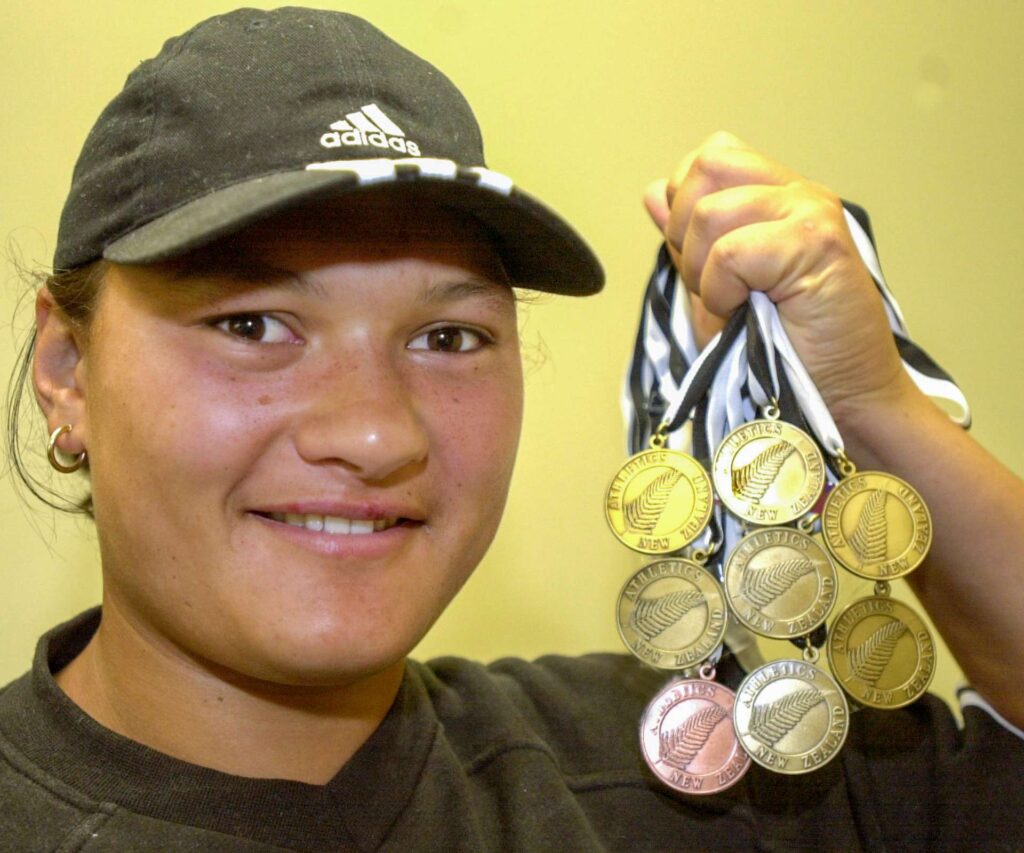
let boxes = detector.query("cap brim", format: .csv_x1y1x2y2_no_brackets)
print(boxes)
103,160,604,296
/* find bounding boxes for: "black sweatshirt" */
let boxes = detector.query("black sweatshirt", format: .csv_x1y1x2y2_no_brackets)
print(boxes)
1,609,1022,851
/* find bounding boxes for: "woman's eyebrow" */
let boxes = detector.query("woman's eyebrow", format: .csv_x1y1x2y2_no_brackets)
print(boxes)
166,256,326,297
418,279,513,308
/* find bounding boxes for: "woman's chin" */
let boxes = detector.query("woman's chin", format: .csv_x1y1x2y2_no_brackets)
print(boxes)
212,619,426,691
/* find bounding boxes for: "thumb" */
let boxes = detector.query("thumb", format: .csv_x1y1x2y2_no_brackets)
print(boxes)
643,178,670,232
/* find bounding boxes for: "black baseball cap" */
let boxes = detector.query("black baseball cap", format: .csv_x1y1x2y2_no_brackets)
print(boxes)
54,7,604,295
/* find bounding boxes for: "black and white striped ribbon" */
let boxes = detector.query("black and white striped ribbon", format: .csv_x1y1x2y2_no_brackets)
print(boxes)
622,201,971,461
621,202,971,589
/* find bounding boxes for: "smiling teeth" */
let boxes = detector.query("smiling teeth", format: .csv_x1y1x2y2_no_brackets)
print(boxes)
271,513,397,533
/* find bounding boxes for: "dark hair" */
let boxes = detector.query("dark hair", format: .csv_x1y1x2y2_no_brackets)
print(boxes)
5,260,107,517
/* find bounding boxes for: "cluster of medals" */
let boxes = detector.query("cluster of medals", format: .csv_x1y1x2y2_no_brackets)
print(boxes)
604,258,947,794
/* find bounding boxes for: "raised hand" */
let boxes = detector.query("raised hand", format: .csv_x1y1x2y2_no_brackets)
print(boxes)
644,131,905,422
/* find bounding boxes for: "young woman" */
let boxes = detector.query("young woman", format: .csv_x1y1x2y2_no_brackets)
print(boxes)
3,7,1023,851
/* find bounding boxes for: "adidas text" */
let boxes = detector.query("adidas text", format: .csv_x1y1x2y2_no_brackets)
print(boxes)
319,103,421,156
320,128,420,157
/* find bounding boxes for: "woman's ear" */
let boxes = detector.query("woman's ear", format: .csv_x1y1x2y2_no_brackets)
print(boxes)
33,287,90,456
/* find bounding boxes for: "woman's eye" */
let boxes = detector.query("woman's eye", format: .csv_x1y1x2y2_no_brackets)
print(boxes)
409,326,488,353
215,314,296,344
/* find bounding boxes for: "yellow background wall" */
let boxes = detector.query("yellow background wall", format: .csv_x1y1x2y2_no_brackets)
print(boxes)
2,2,1022,714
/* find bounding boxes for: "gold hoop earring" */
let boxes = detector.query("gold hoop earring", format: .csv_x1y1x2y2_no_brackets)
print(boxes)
47,424,87,474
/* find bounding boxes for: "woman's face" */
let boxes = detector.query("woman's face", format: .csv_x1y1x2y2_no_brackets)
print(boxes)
73,194,523,687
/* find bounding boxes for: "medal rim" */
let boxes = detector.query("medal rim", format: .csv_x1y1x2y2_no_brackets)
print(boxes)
616,558,728,670
605,448,714,554
822,471,933,580
733,659,850,775
639,677,752,795
722,527,838,640
826,594,937,709
712,420,826,526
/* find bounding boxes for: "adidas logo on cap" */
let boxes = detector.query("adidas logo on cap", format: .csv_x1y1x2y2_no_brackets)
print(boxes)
320,103,422,157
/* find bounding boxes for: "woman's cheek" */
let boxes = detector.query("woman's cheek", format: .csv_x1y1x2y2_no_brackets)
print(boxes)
430,369,522,510
97,348,282,492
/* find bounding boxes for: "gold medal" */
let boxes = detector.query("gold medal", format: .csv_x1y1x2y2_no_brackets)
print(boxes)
640,669,751,795
616,559,727,670
734,657,849,774
712,420,825,526
605,449,713,554
723,528,837,640
827,594,936,709
822,472,932,580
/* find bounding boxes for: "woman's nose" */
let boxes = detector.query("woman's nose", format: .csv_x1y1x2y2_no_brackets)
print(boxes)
292,355,429,483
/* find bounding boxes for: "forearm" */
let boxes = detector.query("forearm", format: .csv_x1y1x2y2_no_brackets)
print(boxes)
834,375,1024,726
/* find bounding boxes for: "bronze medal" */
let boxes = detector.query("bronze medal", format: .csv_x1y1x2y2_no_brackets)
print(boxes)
822,472,932,580
605,449,713,554
640,673,751,795
712,420,826,526
734,659,849,774
723,528,837,640
827,595,936,709
616,559,728,670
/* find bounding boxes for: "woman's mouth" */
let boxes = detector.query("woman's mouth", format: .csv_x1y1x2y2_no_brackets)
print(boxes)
265,513,399,534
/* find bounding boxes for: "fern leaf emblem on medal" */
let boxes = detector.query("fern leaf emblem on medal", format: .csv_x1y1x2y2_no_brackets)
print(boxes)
713,421,826,526
827,596,936,708
734,660,849,774
723,529,838,639
606,450,713,554
617,559,727,670
659,704,730,770
822,472,932,579
747,688,824,749
640,678,751,794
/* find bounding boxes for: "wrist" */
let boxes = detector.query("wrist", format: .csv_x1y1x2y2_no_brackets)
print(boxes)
828,370,940,474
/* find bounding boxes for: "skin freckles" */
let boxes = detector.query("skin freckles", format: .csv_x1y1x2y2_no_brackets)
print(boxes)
47,194,524,780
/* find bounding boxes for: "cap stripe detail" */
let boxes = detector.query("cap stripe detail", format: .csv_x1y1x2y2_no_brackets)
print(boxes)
305,158,516,195
407,158,458,178
469,167,513,196
306,159,397,183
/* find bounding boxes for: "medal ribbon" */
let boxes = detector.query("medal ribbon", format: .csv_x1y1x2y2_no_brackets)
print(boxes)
618,203,962,780
624,202,972,458
622,202,971,669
